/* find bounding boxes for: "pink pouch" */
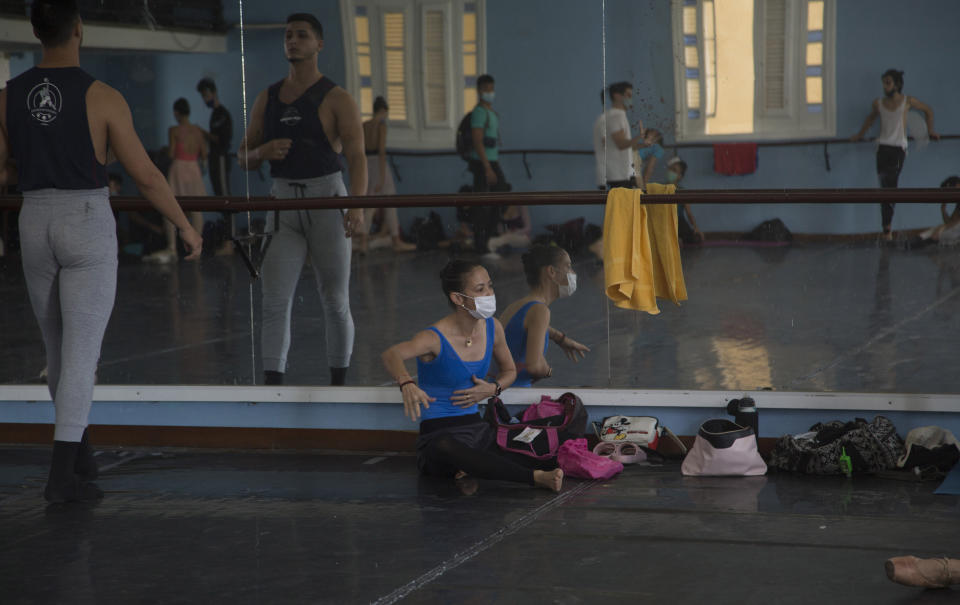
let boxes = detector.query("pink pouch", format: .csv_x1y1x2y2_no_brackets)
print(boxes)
521,395,565,422
558,438,624,480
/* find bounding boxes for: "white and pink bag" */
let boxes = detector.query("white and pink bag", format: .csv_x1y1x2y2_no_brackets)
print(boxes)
681,419,767,476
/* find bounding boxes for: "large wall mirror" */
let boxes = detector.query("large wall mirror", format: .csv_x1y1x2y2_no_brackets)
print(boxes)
2,0,959,395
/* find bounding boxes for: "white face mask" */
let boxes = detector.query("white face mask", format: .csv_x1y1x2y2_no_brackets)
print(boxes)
558,272,577,298
458,293,497,319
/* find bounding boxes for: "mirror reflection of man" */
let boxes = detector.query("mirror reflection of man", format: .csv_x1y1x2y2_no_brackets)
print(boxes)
197,78,235,255
237,13,366,386
0,0,201,503
851,69,939,241
467,74,509,258
592,81,658,190
196,78,233,198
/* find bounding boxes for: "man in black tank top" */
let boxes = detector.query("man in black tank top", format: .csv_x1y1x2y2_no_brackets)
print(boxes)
0,0,202,503
238,13,367,386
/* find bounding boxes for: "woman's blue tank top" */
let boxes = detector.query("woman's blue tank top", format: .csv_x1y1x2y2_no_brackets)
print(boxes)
417,317,494,421
504,301,549,388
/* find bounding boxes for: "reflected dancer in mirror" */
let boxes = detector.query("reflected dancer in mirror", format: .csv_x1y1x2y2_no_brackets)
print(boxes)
237,13,367,386
143,98,207,264
500,245,590,387
358,95,416,253
851,69,939,241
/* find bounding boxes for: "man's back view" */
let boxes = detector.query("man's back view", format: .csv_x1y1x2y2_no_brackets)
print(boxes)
0,0,202,503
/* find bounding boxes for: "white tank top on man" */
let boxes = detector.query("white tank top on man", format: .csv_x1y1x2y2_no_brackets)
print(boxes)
876,97,908,150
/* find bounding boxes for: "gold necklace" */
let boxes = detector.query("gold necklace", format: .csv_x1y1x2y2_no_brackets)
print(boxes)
464,325,480,347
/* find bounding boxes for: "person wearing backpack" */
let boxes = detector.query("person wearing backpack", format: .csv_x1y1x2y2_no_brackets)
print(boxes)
462,74,508,258
381,259,564,492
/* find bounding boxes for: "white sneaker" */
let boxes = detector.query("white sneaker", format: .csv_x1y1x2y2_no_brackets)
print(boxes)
143,249,176,264
481,251,502,261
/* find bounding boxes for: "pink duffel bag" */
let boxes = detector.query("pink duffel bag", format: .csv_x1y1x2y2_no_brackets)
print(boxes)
681,419,767,476
558,438,624,480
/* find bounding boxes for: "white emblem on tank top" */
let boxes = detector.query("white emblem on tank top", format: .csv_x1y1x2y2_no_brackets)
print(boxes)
280,106,302,126
27,78,63,125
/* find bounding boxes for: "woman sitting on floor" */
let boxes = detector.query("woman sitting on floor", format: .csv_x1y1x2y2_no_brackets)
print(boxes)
911,175,960,247
500,245,591,387
487,205,532,254
381,259,564,491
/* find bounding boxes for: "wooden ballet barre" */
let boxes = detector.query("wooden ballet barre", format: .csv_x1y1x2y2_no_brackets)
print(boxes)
4,188,960,212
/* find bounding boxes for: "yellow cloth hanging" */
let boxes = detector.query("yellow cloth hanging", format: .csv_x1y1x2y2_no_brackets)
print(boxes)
602,184,687,313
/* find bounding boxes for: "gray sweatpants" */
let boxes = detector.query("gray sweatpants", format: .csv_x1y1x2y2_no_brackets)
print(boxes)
261,173,355,371
19,188,117,442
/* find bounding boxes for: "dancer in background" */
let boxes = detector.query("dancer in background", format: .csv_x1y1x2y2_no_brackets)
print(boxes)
851,69,938,240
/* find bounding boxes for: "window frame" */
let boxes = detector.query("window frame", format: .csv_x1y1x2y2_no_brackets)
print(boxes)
340,0,486,150
671,0,835,143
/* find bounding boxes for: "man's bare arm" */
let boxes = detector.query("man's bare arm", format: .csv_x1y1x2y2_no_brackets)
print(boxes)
852,101,879,140
472,126,490,167
335,88,367,198
236,90,269,170
909,97,939,140
610,128,646,151
98,83,201,258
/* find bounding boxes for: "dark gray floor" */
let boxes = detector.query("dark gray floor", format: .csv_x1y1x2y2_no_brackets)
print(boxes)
2,241,960,392
1,446,957,604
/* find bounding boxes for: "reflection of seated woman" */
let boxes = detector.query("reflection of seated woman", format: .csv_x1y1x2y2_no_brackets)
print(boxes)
500,246,590,387
912,176,960,247
487,205,532,253
360,96,416,253
381,259,564,491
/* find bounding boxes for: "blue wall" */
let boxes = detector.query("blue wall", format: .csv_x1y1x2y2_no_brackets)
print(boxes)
7,0,960,234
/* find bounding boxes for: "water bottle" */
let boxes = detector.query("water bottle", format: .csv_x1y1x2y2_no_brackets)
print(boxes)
726,397,759,440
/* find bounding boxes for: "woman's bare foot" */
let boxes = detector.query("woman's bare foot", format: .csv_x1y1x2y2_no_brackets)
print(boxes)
533,468,564,492
392,237,417,252
885,556,959,588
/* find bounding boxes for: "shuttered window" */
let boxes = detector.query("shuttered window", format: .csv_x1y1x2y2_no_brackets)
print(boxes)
672,0,834,141
462,4,478,112
354,9,374,120
423,9,447,123
763,0,787,111
383,12,407,121
342,0,484,149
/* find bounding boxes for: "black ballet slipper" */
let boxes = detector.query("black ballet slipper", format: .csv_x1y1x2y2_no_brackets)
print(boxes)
45,441,104,504
74,428,99,482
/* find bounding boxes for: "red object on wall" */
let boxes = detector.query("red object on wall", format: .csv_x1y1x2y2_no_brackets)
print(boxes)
713,143,758,175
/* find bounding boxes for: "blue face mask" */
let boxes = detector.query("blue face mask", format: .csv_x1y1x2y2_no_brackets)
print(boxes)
666,170,681,184
481,91,495,104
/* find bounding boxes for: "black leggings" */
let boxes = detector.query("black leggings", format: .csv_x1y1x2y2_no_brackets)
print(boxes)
420,434,540,485
467,160,509,253
877,145,906,231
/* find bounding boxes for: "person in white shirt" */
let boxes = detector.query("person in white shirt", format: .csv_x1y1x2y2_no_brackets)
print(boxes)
592,81,658,189
851,69,939,240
